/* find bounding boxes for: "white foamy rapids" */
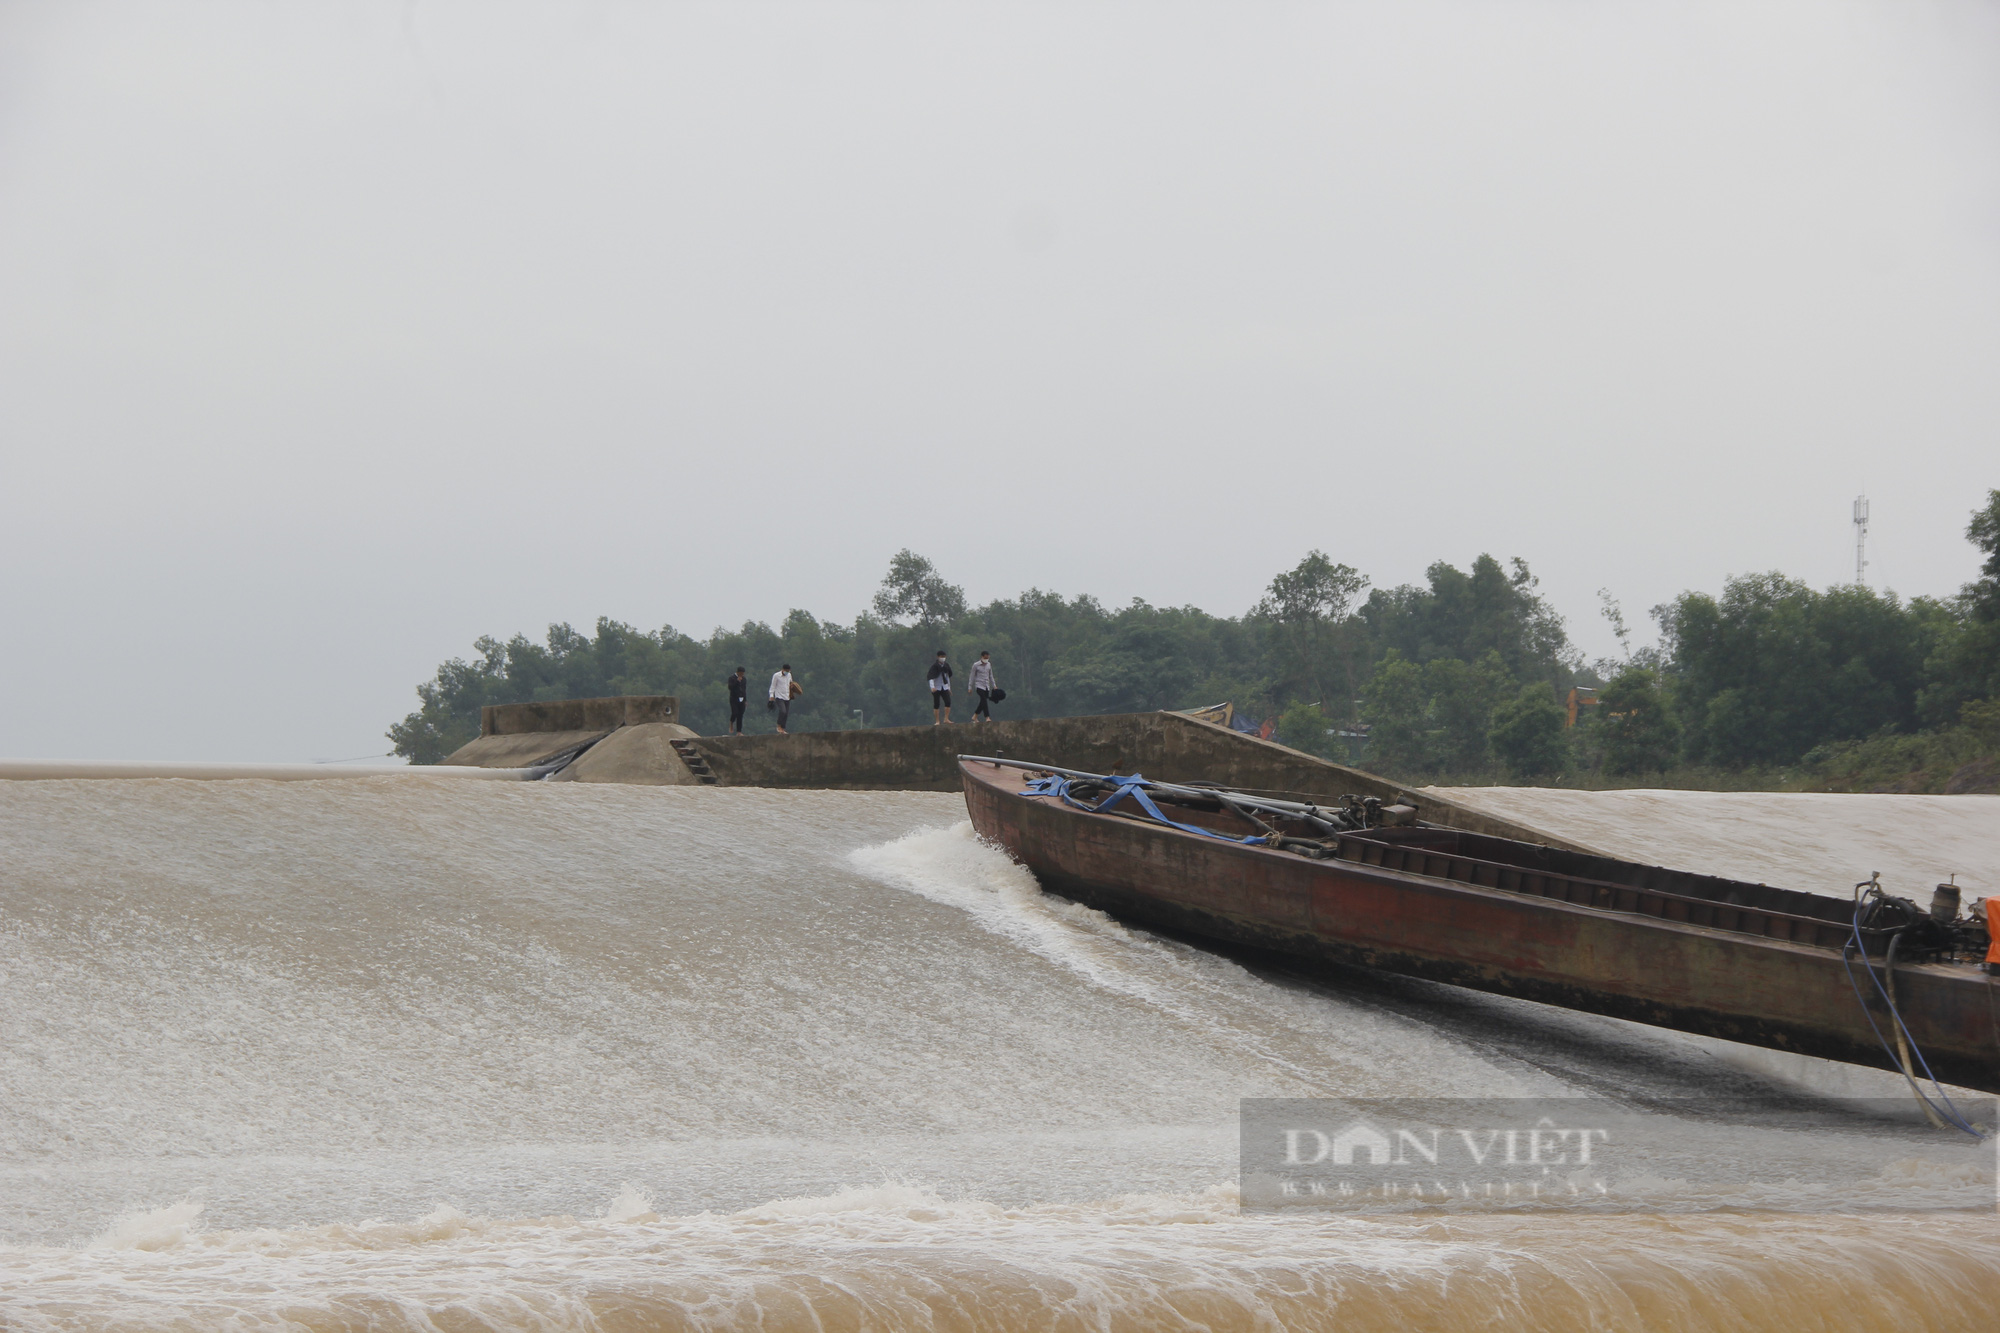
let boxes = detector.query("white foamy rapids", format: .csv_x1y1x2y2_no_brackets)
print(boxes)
2,779,1996,1330
7,1183,1999,1333
850,822,1532,1095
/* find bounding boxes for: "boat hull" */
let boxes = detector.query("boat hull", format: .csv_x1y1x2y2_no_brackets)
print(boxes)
960,760,2000,1094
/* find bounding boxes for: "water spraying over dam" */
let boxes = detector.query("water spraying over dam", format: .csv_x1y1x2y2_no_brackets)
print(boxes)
1,778,1994,1330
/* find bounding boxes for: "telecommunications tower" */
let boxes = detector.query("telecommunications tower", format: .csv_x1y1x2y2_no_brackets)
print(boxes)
1852,495,1869,584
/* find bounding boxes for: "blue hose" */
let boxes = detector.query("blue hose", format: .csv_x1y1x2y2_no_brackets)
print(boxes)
1840,883,1984,1139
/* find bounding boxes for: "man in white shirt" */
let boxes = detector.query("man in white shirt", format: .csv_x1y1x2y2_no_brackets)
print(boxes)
969,651,998,724
769,664,794,735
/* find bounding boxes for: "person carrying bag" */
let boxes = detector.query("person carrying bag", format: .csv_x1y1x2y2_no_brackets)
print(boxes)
970,651,1002,724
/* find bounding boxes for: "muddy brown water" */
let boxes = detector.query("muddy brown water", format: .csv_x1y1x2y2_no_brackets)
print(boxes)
2,779,1993,1331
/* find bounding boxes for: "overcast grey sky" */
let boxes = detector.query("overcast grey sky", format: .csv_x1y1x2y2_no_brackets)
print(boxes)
3,0,1997,760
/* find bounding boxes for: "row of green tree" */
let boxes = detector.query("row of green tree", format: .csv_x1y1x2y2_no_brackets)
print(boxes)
391,491,2000,784
1566,490,1998,782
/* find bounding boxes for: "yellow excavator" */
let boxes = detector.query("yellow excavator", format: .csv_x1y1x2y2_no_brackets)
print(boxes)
1565,685,1599,728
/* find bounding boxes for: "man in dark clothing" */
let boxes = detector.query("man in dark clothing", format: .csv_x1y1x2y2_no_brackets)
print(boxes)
928,650,953,725
727,667,749,735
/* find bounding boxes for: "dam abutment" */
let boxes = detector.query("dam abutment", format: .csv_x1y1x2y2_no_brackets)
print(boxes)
441,704,1580,849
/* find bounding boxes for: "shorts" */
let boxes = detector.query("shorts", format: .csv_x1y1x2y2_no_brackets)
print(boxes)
932,689,951,708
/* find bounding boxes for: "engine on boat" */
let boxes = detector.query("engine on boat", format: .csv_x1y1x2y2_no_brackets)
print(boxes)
1343,795,1420,828
1855,882,1991,964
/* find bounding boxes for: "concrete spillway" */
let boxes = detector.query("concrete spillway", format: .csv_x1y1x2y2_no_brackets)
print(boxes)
2,774,1994,1330
0,759,538,782
1430,784,2000,924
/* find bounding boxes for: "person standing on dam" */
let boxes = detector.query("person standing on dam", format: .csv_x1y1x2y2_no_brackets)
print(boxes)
928,650,953,725
970,650,998,724
768,663,794,735
726,667,749,735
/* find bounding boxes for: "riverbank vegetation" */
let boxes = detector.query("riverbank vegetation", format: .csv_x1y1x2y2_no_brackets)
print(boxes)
391,492,2000,794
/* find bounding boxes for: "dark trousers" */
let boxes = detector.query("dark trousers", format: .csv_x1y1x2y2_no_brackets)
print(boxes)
974,688,992,718
773,699,790,729
729,702,746,732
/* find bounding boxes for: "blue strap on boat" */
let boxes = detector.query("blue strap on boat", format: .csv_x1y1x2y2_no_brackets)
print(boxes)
1023,772,1273,845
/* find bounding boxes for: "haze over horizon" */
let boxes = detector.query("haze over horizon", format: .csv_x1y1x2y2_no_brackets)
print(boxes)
4,0,1997,761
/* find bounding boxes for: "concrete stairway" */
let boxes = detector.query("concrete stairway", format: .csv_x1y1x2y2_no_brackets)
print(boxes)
669,738,719,785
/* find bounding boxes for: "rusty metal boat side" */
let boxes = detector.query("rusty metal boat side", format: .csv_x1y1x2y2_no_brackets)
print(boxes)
959,758,2000,1094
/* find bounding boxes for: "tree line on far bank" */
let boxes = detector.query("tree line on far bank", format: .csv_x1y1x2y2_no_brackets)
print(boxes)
390,491,2000,793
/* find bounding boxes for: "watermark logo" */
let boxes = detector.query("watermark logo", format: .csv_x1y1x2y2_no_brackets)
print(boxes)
1240,1098,1997,1214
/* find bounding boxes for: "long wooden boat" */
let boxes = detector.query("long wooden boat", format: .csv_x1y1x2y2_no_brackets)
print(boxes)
959,757,2000,1095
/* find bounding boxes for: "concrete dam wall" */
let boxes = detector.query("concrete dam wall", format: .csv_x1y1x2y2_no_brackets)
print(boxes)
441,700,1583,850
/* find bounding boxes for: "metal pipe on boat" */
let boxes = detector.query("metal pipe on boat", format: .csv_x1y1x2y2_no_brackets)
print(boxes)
960,754,1372,825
